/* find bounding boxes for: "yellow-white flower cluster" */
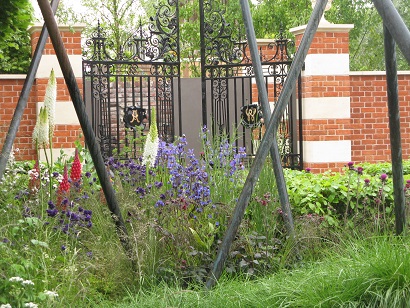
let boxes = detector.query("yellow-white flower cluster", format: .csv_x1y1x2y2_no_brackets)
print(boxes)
142,107,159,167
32,69,56,149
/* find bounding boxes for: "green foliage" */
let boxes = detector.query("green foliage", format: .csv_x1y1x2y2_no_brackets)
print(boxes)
361,159,410,176
252,0,312,39
81,0,147,57
284,163,396,229
0,149,135,306
327,0,410,71
106,236,410,307
0,0,33,73
54,0,410,75
251,0,410,71
2,122,410,306
176,0,245,76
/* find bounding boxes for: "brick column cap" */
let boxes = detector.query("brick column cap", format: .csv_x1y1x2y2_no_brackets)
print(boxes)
28,23,86,35
255,38,275,46
289,23,354,36
0,74,26,80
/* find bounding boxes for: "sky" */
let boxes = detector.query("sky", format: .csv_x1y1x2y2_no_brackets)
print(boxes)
30,0,86,20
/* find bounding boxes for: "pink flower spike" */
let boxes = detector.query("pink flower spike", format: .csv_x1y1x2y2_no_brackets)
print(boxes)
57,165,70,210
70,148,82,183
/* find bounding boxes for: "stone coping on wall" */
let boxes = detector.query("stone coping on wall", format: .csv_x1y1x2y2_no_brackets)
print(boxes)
350,71,410,76
255,39,275,46
0,75,27,79
289,23,354,36
28,23,86,34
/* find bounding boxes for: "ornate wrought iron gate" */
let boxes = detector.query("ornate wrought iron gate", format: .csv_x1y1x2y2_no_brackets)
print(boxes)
82,0,303,169
82,0,180,159
199,0,303,169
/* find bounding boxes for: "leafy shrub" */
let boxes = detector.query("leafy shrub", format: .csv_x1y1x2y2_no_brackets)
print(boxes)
284,162,398,228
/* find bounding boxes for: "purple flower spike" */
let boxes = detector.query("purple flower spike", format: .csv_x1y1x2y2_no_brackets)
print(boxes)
380,173,388,182
357,166,363,175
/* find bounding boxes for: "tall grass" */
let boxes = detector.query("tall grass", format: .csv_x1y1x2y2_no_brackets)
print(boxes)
108,235,410,307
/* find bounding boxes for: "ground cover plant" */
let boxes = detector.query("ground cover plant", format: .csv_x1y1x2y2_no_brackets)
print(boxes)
1,77,410,306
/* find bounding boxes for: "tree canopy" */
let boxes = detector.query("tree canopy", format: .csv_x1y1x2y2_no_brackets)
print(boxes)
2,0,410,74
80,0,146,57
251,0,410,71
39,0,410,72
0,0,33,73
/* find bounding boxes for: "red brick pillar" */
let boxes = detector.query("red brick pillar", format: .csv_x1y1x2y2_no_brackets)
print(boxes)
0,75,31,160
290,23,354,173
28,24,85,162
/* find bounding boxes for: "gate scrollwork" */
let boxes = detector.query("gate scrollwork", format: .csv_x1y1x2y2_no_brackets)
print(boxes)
83,0,179,159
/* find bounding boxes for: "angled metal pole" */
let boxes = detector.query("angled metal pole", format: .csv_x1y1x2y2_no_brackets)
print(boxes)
199,0,207,127
239,0,296,247
383,22,406,235
372,0,410,65
206,0,328,289
0,0,60,182
36,0,132,254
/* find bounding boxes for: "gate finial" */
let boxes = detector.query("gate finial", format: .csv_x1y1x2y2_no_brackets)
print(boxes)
311,0,333,24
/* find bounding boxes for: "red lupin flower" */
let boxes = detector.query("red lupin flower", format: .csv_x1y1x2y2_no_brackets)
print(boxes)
70,148,82,184
57,165,70,210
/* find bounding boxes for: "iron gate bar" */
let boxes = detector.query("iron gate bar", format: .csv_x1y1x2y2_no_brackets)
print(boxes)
372,0,410,65
383,22,405,235
37,0,132,257
0,0,60,182
206,0,328,289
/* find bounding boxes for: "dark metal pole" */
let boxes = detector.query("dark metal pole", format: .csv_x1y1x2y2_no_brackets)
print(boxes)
206,0,328,289
199,0,207,127
176,2,182,137
36,0,132,253
383,22,406,235
0,0,60,182
239,0,296,247
372,0,410,65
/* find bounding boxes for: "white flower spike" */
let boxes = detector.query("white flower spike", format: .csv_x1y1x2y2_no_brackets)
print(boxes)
32,107,50,148
142,107,159,167
44,69,56,136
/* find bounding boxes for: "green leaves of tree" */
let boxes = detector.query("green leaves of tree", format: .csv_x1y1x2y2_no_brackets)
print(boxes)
252,0,409,71
0,0,33,73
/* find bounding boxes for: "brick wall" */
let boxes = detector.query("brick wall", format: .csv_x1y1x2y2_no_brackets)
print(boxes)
291,22,410,173
0,76,37,160
0,24,85,163
350,72,410,163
